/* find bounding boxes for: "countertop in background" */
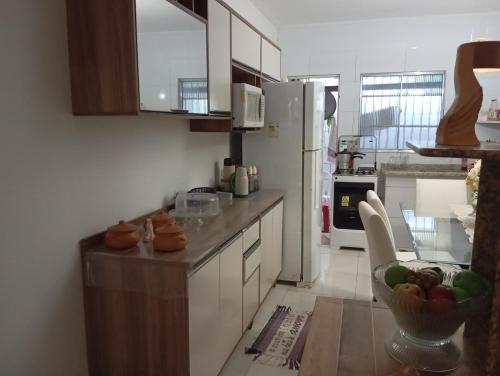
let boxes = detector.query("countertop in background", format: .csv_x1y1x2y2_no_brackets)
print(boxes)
380,163,468,178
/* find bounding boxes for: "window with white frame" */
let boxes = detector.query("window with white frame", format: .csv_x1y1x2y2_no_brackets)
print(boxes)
178,78,208,114
359,72,445,150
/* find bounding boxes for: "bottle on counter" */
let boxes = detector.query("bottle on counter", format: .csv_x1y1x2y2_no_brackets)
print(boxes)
234,166,249,197
487,99,498,120
223,158,236,181
248,166,255,193
253,166,259,192
219,158,235,192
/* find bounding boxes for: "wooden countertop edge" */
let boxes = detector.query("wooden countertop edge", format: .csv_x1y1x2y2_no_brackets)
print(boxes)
407,141,500,159
80,191,285,269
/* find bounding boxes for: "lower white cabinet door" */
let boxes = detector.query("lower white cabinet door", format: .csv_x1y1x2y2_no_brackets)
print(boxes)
219,236,244,361
259,209,274,303
271,201,283,281
243,268,260,330
189,256,220,376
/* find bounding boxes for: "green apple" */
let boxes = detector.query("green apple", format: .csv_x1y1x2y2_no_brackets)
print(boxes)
452,271,483,297
451,286,472,302
385,265,410,288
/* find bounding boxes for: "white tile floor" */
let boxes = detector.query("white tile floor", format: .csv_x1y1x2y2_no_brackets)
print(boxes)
220,246,372,376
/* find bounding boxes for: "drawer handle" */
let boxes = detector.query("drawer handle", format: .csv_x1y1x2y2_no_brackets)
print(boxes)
244,239,261,259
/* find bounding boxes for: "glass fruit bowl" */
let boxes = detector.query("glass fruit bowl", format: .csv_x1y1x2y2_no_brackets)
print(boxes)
372,260,490,373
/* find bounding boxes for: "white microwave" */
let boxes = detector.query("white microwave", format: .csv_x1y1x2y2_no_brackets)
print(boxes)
232,83,265,128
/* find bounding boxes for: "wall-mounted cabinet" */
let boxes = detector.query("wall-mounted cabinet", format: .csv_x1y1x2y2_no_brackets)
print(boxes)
137,0,208,114
262,38,281,81
231,15,261,72
207,0,231,114
67,0,280,131
67,0,210,116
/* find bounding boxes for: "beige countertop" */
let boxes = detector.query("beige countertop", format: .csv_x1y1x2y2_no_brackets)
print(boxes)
381,163,468,178
82,189,284,269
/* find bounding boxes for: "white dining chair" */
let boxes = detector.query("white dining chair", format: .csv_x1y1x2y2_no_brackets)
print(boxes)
359,201,397,272
366,190,417,261
366,190,395,250
415,179,468,218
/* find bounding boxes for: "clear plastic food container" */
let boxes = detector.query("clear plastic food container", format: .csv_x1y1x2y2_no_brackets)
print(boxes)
174,192,220,218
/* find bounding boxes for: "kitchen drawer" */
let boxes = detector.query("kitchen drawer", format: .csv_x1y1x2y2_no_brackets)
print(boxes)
243,268,260,330
243,220,260,252
244,242,261,282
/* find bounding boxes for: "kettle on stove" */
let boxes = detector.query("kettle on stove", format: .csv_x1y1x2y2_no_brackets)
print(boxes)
335,151,365,171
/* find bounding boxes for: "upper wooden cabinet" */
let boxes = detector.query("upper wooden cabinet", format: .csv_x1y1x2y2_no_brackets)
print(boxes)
231,15,261,72
66,0,139,115
67,0,280,124
262,38,281,81
207,0,231,114
66,0,208,115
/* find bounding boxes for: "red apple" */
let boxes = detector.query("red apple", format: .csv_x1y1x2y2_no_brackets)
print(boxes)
426,284,455,315
427,284,455,300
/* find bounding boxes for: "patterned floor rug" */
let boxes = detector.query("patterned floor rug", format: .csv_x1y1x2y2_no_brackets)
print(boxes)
246,306,312,370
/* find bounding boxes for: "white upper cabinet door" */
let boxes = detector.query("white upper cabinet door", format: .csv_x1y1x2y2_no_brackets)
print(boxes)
231,15,261,71
261,38,281,81
219,235,244,363
208,0,231,113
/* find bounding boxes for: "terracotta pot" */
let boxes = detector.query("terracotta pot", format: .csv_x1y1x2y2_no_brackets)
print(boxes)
153,223,187,252
151,209,175,231
105,220,140,250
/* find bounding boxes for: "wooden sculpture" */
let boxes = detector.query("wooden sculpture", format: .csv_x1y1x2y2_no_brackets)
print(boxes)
436,41,500,146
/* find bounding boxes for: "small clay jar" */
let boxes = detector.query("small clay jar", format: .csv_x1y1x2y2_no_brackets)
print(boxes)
151,209,175,231
153,223,187,252
105,220,140,250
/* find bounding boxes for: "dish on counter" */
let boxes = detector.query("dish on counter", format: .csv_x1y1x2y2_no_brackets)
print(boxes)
174,192,220,218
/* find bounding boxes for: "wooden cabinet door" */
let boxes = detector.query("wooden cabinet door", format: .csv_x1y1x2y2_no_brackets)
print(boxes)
261,39,281,81
189,255,220,376
219,235,244,364
231,15,261,71
271,201,283,281
208,0,231,113
259,210,273,303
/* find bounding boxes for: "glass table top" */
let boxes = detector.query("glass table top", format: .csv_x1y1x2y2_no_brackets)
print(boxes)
400,203,473,266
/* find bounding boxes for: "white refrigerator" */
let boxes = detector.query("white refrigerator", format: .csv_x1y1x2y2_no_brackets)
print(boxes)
243,82,324,284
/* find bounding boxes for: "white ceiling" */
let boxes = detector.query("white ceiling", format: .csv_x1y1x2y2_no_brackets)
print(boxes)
250,0,500,26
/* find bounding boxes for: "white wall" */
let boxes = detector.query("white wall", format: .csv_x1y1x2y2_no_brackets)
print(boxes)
224,0,278,42
0,0,276,375
279,12,500,164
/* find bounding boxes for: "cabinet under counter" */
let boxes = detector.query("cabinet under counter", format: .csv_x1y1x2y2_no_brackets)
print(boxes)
80,190,284,376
